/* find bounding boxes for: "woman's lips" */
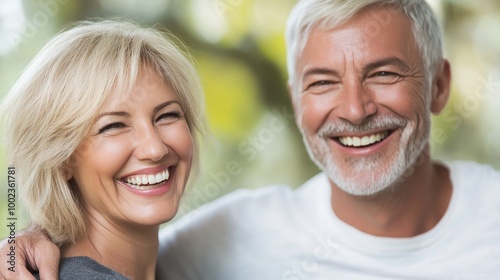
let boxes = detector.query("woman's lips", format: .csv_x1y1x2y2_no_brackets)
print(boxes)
119,165,174,192
123,169,170,190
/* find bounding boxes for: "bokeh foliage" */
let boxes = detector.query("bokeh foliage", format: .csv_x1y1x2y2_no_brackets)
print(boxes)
0,0,499,239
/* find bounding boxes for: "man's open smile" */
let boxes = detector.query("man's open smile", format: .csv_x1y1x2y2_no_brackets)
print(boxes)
336,130,392,147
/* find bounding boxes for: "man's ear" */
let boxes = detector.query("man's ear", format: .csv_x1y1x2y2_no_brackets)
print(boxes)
288,80,303,128
287,80,294,108
430,59,452,114
287,80,298,114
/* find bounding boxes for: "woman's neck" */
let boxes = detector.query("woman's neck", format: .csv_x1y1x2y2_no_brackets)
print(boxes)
61,210,159,280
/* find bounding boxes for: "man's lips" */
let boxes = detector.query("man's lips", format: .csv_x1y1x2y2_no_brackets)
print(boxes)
332,129,396,148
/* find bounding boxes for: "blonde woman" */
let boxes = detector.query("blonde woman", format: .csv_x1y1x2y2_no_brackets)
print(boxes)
1,20,207,279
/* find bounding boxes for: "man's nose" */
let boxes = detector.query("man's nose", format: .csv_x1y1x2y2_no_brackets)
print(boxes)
337,78,377,124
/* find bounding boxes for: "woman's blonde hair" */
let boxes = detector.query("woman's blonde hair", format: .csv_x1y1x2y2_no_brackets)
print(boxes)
0,20,208,245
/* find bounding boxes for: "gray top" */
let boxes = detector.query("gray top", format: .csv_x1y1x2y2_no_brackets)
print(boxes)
34,256,128,280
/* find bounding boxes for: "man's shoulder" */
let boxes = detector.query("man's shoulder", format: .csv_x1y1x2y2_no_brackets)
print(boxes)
446,160,500,218
167,173,328,233
448,160,499,172
166,184,295,232
157,184,300,278
447,160,500,186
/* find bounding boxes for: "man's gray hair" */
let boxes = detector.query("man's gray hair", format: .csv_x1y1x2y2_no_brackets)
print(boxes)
285,0,443,86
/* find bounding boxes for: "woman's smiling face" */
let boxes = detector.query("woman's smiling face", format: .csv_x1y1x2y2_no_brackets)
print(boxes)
67,66,193,228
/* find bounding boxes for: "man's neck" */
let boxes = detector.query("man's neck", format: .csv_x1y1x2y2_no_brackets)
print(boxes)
330,155,452,238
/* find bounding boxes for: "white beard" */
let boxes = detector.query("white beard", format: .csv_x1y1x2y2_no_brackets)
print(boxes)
302,114,430,196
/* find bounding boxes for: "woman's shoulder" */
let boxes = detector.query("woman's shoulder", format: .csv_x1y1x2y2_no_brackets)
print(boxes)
34,256,129,280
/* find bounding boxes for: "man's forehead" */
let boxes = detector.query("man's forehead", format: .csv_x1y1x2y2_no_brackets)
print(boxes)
302,8,416,59
308,5,410,44
310,26,369,51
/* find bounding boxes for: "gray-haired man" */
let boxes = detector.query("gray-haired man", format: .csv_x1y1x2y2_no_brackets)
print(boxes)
2,1,499,279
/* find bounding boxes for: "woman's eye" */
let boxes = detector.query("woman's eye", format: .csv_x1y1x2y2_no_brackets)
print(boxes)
156,111,182,123
98,122,126,134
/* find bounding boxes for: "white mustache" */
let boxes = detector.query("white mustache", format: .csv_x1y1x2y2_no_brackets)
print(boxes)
317,116,407,137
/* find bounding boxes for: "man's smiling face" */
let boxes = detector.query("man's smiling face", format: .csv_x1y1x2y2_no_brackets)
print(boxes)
292,7,433,196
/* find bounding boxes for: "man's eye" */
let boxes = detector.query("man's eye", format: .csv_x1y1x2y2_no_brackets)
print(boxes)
374,71,397,77
310,80,332,87
369,71,402,84
306,80,336,91
98,122,126,134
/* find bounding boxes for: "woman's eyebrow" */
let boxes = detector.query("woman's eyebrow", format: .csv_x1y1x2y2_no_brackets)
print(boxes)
96,111,129,120
153,100,181,115
95,100,181,121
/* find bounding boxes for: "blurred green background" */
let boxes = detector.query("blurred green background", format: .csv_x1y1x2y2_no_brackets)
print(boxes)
1,0,499,239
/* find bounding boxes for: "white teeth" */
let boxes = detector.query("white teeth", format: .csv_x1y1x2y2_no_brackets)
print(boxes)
124,169,170,189
338,132,388,147
361,136,369,146
353,137,361,146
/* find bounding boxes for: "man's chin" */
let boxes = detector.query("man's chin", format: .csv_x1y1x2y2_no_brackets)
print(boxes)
332,179,392,196
325,164,401,196
336,181,397,197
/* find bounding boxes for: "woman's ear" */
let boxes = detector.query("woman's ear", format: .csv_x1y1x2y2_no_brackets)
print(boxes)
430,59,452,114
64,157,75,181
64,166,73,181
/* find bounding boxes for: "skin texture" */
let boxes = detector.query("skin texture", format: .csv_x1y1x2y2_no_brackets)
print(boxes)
0,6,454,279
291,7,452,237
0,66,193,280
295,18,429,196
61,66,193,279
0,227,60,280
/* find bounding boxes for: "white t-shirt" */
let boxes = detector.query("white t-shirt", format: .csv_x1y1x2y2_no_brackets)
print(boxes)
157,161,500,279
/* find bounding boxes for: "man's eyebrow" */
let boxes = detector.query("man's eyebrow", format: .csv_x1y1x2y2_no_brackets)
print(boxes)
96,101,181,120
302,67,339,82
363,57,410,73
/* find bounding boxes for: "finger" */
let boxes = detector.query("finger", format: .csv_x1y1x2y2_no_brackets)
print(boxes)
0,239,24,280
3,267,37,280
0,226,59,280
32,243,60,280
23,233,60,280
0,243,36,280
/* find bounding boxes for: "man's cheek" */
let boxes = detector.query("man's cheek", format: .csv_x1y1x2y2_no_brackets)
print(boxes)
299,101,331,132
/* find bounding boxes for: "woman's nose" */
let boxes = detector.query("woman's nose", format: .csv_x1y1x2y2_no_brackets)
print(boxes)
134,125,168,162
